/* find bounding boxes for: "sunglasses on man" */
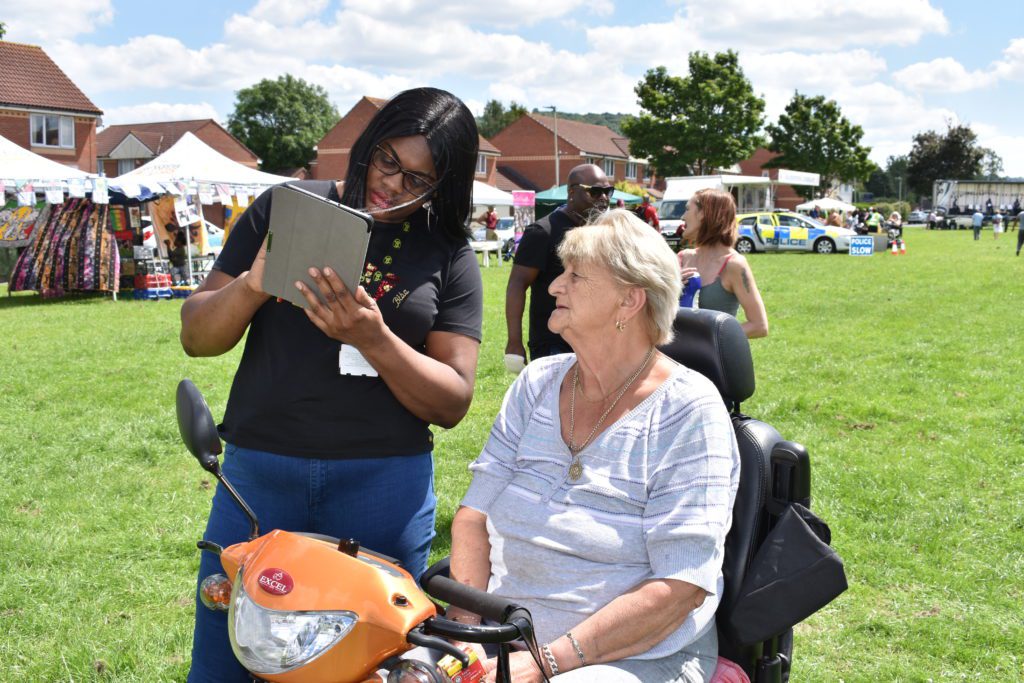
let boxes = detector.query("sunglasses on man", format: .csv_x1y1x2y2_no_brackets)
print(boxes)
573,183,615,199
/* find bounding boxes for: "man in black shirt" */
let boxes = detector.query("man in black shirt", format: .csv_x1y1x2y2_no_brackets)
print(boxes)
505,163,613,363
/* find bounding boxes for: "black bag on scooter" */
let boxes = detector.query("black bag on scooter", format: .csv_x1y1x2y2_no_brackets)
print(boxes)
728,502,847,646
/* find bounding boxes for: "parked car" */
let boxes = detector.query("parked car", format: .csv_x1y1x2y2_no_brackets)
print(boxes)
735,211,855,254
907,210,927,224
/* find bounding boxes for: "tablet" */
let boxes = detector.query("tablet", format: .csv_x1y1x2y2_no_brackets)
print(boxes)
263,184,373,309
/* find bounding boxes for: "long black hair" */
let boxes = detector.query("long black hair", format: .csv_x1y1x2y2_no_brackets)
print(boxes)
342,87,479,242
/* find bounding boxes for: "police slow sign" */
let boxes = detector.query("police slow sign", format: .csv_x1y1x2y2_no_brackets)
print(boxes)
849,236,874,256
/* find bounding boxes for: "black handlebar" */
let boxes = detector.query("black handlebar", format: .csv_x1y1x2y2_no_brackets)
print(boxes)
421,558,523,624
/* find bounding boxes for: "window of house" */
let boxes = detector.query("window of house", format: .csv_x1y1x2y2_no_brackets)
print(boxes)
585,156,596,166
603,158,615,176
626,162,637,180
476,153,487,175
117,159,134,176
31,114,75,149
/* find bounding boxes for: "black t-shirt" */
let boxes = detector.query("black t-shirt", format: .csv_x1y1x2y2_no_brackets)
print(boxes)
512,207,578,349
213,180,483,458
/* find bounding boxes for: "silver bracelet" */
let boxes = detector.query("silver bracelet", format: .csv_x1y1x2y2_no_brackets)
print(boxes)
565,631,586,667
541,643,559,676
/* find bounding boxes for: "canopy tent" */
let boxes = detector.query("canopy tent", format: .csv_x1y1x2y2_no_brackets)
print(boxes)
796,197,856,213
1,135,97,250
534,184,644,205
109,132,292,282
109,131,290,197
0,134,94,185
472,181,514,207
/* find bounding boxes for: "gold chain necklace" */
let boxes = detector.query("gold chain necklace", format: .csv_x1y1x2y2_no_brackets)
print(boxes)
567,346,655,481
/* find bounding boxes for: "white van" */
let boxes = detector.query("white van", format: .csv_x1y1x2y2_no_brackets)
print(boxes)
658,175,776,238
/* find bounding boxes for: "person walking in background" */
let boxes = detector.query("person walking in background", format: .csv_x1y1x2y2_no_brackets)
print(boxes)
1017,208,1024,255
505,163,612,367
992,210,1003,240
677,188,768,339
972,209,984,240
637,195,660,230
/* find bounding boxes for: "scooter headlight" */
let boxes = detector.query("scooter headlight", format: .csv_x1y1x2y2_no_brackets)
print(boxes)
228,568,358,675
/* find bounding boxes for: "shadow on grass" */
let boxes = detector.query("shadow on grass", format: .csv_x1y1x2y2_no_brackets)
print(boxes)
0,290,120,309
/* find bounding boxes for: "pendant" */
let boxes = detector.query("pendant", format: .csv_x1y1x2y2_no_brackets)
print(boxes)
568,456,583,482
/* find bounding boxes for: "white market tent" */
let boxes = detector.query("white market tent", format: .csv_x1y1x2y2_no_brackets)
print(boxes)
472,180,514,207
0,133,94,185
109,131,290,193
109,132,292,282
796,197,856,213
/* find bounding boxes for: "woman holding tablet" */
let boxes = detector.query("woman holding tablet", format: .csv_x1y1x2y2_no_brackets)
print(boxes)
179,87,483,683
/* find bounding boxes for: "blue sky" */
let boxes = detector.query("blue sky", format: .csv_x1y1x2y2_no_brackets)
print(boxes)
6,0,1024,174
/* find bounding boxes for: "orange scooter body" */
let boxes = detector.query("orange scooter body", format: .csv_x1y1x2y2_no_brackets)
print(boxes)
220,529,438,683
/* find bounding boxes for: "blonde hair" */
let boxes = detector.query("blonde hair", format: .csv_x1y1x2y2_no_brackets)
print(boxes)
558,209,680,345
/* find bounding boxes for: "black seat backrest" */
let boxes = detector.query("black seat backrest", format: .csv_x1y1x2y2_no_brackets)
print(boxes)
660,309,786,677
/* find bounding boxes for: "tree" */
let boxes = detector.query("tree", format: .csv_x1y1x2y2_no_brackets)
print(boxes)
864,164,890,199
622,52,765,177
0,21,7,40
976,148,1004,180
227,75,339,173
476,100,527,139
764,93,873,200
905,122,985,196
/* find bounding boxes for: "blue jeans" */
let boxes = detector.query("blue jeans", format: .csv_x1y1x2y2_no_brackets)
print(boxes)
187,444,437,683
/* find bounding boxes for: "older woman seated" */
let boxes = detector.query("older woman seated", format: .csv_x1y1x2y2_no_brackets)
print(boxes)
448,209,741,682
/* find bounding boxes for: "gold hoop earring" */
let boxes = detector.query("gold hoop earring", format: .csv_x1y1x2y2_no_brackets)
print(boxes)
615,320,626,332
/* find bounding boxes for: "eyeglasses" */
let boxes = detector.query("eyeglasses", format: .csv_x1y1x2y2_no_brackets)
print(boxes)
370,145,437,196
573,183,615,199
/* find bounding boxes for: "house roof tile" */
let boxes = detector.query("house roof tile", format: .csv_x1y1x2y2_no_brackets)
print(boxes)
95,119,257,160
0,42,102,115
529,114,629,158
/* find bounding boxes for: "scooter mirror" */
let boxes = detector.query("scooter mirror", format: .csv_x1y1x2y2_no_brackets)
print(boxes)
176,379,223,474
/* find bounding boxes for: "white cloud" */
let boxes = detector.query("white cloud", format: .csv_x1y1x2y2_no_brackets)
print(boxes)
892,57,997,93
993,38,1024,82
100,102,222,127
970,122,1024,178
682,0,949,51
2,0,113,42
338,0,612,27
248,0,329,24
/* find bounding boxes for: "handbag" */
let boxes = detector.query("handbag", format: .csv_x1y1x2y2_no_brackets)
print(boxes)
728,503,848,646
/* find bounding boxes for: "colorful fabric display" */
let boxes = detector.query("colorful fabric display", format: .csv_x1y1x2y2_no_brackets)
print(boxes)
9,199,120,295
0,201,46,247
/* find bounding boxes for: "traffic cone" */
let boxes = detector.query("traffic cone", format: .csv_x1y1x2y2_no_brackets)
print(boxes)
899,240,906,255
891,241,898,255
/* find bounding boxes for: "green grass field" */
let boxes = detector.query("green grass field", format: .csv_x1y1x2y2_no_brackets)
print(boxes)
1,227,1022,681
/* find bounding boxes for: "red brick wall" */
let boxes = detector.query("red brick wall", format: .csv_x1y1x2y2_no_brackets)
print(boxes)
0,109,98,172
738,148,803,210
490,117,633,190
311,99,381,180
196,122,259,167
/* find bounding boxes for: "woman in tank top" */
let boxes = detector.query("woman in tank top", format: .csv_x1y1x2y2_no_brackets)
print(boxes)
677,188,769,338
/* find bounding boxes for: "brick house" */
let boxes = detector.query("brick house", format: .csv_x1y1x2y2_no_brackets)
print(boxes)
489,114,648,191
96,119,259,178
311,95,501,184
0,41,103,172
737,148,810,211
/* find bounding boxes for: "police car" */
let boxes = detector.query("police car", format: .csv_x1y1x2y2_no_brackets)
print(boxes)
735,211,855,254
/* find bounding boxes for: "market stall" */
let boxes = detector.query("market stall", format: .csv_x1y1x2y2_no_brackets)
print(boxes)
108,132,291,289
0,134,116,298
